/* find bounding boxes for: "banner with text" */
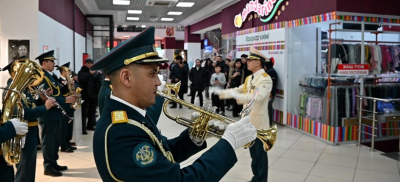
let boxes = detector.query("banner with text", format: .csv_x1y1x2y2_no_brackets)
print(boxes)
337,64,370,76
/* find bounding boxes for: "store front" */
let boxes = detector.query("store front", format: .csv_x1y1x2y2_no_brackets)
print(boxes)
218,0,400,144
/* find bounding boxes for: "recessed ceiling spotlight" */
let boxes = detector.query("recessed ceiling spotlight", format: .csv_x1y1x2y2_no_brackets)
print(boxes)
128,10,142,14
161,18,174,21
127,17,139,20
113,0,130,5
167,11,182,15
176,2,195,7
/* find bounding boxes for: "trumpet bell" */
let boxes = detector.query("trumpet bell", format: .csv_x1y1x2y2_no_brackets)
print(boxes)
164,82,181,96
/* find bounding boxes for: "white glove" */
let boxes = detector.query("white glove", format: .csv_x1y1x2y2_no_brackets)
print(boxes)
225,91,239,99
209,87,222,95
221,116,257,150
191,112,201,120
157,74,166,92
208,120,228,131
10,118,28,135
21,137,26,149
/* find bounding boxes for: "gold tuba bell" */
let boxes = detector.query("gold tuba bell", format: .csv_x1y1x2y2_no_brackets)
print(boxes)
157,82,277,152
1,58,43,165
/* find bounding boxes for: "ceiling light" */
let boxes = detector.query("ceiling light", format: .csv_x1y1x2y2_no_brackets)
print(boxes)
123,36,130,38
167,11,182,15
128,10,142,14
161,18,174,21
141,25,147,28
149,16,158,22
176,2,195,7
113,0,130,5
127,17,139,20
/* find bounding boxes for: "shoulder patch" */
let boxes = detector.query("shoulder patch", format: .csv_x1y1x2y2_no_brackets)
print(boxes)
111,111,128,124
262,73,269,77
133,142,157,167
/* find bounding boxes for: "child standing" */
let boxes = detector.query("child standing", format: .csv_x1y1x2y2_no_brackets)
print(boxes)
210,65,226,116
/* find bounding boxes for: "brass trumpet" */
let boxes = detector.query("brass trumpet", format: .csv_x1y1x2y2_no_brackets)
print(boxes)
157,82,277,152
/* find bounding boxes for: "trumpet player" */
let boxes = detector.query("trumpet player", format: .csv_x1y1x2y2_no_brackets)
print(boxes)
1,60,57,182
91,27,257,182
212,47,273,182
57,62,77,153
36,50,77,177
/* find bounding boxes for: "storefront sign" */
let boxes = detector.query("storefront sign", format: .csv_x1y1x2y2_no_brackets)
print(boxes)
337,64,370,76
237,28,284,44
234,0,287,28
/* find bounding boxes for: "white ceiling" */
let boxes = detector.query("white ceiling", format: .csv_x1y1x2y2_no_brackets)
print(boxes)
75,0,239,27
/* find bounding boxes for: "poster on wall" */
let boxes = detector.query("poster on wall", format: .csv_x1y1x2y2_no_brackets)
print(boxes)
166,26,175,37
8,39,30,63
43,45,49,53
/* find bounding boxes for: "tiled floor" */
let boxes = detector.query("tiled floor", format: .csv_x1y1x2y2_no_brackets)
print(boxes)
33,97,400,182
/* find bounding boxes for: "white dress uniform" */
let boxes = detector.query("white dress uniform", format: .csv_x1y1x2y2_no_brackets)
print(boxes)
219,68,272,129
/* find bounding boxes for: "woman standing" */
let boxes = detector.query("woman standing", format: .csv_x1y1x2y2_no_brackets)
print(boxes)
228,59,245,117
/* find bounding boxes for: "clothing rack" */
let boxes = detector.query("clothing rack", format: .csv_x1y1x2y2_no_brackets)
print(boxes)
327,22,400,125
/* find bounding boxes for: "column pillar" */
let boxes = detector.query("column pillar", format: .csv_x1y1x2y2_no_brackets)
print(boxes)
162,37,176,63
184,26,201,68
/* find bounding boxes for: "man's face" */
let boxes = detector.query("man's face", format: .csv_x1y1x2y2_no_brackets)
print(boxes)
195,60,201,67
176,59,182,64
247,59,260,72
241,57,247,64
43,60,55,72
85,62,94,68
129,64,161,108
216,57,222,62
73,75,78,81
18,45,27,57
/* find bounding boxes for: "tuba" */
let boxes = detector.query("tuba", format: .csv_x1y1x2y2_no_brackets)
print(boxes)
58,65,82,109
1,58,43,165
157,82,277,152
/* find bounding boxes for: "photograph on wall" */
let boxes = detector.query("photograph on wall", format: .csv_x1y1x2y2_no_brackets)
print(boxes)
8,39,30,63
166,26,175,37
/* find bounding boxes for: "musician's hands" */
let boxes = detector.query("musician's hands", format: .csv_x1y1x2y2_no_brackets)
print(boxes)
65,95,77,103
46,88,53,96
222,116,257,150
209,87,222,95
44,97,57,110
225,91,239,99
10,118,28,136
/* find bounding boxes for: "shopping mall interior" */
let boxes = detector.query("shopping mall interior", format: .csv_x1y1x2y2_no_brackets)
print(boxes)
0,0,399,181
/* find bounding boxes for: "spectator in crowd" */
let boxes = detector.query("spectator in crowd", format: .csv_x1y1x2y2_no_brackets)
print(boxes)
78,59,102,134
189,59,207,107
169,56,189,108
204,58,213,100
241,54,252,78
210,65,226,116
228,59,245,117
264,57,278,126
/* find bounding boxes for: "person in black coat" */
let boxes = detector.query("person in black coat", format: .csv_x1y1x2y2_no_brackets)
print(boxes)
264,57,278,126
189,59,207,107
78,58,102,134
169,56,189,108
241,54,252,78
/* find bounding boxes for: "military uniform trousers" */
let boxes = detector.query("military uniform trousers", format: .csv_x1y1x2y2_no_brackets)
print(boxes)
250,138,268,182
0,122,17,182
16,126,39,182
61,110,74,150
40,118,62,171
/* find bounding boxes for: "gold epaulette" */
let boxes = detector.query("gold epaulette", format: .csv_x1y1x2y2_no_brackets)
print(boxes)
262,72,269,77
109,85,113,90
111,111,128,124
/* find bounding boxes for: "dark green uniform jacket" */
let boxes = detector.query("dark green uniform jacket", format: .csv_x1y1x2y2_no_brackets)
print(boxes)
93,96,237,182
37,71,67,122
98,80,111,115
